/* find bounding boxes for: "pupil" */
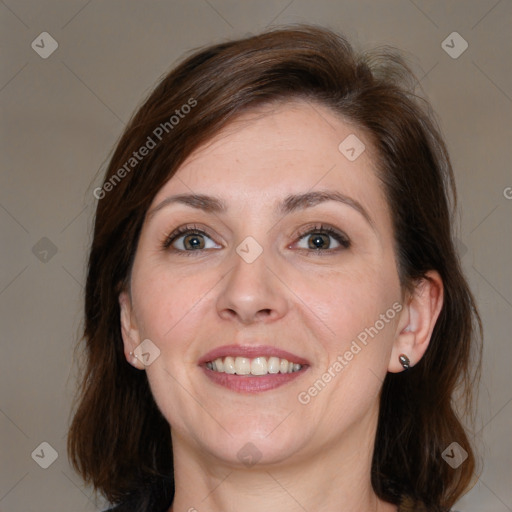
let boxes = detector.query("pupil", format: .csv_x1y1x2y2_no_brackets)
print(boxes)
309,233,328,249
185,234,203,249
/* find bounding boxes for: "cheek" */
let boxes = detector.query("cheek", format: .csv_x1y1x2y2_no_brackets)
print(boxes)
130,259,215,349
290,263,401,415
293,260,399,343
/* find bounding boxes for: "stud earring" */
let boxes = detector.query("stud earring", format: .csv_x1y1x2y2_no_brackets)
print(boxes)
129,351,139,366
399,353,410,370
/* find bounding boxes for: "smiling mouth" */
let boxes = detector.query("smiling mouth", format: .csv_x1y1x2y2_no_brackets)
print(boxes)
205,356,304,376
199,345,309,392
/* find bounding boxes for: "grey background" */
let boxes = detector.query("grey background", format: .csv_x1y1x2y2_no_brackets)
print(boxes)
1,1,511,510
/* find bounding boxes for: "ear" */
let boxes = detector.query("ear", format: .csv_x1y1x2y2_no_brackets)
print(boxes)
119,290,145,370
388,270,444,372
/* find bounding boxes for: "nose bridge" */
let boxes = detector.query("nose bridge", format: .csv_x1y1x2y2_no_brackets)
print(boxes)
216,236,288,324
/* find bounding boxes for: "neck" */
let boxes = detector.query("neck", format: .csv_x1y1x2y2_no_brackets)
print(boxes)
168,406,397,512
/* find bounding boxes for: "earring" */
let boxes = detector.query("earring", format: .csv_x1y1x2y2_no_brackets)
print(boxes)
399,354,410,370
129,351,139,366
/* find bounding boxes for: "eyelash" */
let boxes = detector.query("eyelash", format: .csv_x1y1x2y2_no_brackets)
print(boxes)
295,224,351,252
161,223,351,255
161,224,211,252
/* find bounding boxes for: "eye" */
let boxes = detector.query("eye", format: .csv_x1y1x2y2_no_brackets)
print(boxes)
293,224,350,252
162,225,221,253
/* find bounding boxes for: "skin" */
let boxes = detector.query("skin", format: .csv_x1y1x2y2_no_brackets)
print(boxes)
119,100,443,512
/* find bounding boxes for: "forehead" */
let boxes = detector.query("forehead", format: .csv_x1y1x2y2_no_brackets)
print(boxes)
151,100,388,222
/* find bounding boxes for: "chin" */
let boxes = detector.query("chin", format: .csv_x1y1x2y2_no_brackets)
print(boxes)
200,416,310,466
208,437,303,469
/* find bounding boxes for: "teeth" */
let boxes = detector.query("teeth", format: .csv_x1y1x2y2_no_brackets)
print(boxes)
235,357,251,375
251,357,267,375
224,356,236,374
214,358,224,372
267,356,280,374
206,356,303,375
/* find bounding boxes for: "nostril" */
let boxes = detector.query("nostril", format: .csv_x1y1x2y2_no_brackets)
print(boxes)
219,307,276,324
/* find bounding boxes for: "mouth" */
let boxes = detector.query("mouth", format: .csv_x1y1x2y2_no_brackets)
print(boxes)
206,356,303,375
199,345,310,393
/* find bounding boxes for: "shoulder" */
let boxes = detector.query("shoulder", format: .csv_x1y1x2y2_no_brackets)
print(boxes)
103,499,171,512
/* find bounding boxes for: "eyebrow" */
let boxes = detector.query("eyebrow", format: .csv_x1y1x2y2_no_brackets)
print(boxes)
147,193,226,219
147,190,375,228
280,190,374,228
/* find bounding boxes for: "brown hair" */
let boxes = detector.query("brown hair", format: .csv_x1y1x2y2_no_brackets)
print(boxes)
68,24,482,511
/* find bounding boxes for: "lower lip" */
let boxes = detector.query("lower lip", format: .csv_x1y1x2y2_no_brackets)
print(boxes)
201,366,308,393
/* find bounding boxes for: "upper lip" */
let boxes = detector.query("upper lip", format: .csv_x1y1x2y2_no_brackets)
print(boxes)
198,344,310,366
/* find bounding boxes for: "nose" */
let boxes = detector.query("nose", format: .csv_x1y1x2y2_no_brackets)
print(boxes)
216,247,289,325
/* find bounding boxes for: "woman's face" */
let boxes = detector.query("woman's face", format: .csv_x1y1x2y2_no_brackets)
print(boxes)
120,100,405,468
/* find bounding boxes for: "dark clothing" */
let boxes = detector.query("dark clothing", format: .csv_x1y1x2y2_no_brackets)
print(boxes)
105,476,174,512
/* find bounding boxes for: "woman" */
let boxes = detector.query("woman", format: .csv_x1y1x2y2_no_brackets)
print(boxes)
68,25,482,512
